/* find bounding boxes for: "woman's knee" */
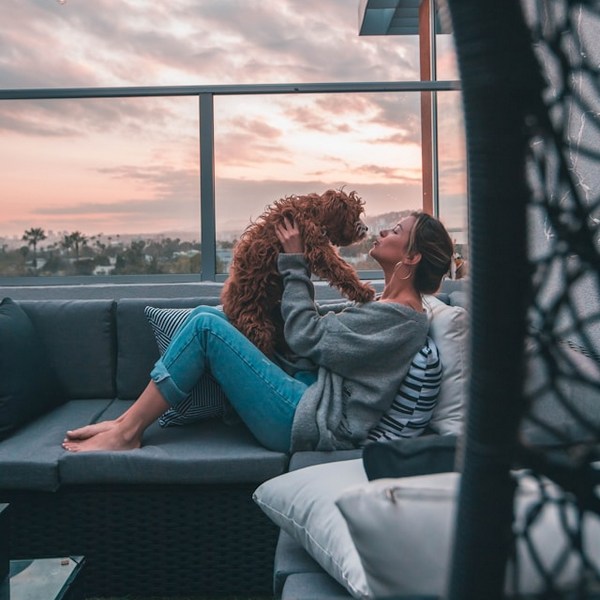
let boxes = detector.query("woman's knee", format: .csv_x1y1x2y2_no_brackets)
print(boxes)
188,305,228,321
188,311,233,338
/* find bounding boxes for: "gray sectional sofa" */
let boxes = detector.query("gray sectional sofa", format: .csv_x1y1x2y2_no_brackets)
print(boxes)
0,296,291,597
0,284,467,599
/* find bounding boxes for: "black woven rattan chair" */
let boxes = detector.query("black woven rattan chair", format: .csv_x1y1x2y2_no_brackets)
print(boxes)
445,0,600,597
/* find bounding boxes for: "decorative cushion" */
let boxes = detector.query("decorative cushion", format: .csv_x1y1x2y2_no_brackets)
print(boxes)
336,469,600,598
336,472,458,598
367,336,442,442
0,297,64,440
423,295,469,435
144,306,227,426
362,434,459,480
253,459,370,599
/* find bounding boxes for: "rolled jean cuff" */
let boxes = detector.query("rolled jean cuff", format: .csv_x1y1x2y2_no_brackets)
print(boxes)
150,359,189,407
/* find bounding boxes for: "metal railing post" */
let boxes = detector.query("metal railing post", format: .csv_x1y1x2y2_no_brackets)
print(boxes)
199,93,216,281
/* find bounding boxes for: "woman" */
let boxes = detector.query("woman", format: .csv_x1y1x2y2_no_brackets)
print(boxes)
62,211,453,453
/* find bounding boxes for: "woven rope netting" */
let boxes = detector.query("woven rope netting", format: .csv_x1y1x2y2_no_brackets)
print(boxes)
444,0,600,597
514,1,600,597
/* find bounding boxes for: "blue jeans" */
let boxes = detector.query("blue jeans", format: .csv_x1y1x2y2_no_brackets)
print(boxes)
150,306,316,452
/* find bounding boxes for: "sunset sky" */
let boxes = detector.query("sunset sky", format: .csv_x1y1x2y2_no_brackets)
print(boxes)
0,0,465,241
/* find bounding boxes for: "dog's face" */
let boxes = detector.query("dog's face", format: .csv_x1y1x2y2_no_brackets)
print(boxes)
319,190,368,247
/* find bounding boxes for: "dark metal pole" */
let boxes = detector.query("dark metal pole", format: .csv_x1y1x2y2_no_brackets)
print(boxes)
199,93,216,281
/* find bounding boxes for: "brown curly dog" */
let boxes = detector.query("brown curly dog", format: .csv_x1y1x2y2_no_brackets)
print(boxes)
221,189,375,357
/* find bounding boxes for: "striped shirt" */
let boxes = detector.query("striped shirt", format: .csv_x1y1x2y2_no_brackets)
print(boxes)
366,336,442,442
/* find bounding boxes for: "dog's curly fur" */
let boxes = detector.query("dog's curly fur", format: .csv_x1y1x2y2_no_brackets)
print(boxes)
221,189,375,357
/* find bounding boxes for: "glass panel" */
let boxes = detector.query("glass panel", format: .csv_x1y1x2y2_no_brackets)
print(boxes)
437,91,468,279
0,97,199,277
214,92,425,275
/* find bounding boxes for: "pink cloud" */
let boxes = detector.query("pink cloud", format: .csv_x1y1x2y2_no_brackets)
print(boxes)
355,164,420,182
0,1,463,240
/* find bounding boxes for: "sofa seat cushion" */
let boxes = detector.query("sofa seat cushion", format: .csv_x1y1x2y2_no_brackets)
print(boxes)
274,531,322,597
289,450,363,472
58,401,289,485
282,572,352,600
0,399,115,491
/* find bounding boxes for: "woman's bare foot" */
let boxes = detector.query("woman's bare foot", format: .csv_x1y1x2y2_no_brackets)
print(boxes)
65,420,116,441
62,381,170,453
62,420,141,452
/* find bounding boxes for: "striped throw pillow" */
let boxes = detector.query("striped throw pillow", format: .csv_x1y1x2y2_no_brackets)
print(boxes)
367,336,442,442
144,306,227,426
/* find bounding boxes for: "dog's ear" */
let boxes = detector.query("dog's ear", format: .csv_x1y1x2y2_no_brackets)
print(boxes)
321,189,364,217
321,189,345,213
302,219,329,250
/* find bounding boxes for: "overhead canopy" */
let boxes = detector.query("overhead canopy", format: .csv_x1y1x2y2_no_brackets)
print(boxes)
358,0,451,36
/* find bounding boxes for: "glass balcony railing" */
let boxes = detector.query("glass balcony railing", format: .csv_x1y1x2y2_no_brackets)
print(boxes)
0,80,466,284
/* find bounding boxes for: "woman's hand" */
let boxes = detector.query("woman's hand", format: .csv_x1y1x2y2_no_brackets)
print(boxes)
275,217,304,253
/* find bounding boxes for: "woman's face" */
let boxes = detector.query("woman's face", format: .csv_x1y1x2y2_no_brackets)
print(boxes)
369,215,417,268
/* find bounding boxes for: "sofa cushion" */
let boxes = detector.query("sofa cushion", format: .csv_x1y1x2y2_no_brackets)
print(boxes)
288,449,363,471
0,399,114,491
336,469,600,598
274,531,322,597
281,573,352,600
253,458,369,599
144,306,227,425
19,299,116,399
362,434,459,481
58,400,288,485
0,298,65,440
276,440,456,597
423,295,469,436
274,447,362,597
116,297,220,400
336,472,459,598
448,289,469,309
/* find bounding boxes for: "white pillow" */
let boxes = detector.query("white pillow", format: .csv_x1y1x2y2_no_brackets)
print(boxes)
423,295,469,435
253,459,370,599
336,470,600,598
336,472,458,598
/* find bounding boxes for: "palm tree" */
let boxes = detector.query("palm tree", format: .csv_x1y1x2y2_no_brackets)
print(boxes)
61,233,73,255
70,231,88,261
22,227,47,269
62,231,88,261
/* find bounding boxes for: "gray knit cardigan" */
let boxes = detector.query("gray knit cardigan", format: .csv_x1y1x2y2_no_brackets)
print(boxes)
277,254,429,451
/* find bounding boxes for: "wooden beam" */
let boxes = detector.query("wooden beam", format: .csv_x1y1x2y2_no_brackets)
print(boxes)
419,0,434,215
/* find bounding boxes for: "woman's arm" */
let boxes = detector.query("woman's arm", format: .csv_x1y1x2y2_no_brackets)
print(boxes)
274,219,421,374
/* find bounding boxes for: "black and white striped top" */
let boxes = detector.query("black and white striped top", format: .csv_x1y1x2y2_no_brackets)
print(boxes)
366,336,443,442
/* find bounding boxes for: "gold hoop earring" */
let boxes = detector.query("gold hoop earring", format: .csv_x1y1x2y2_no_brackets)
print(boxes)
392,261,412,281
